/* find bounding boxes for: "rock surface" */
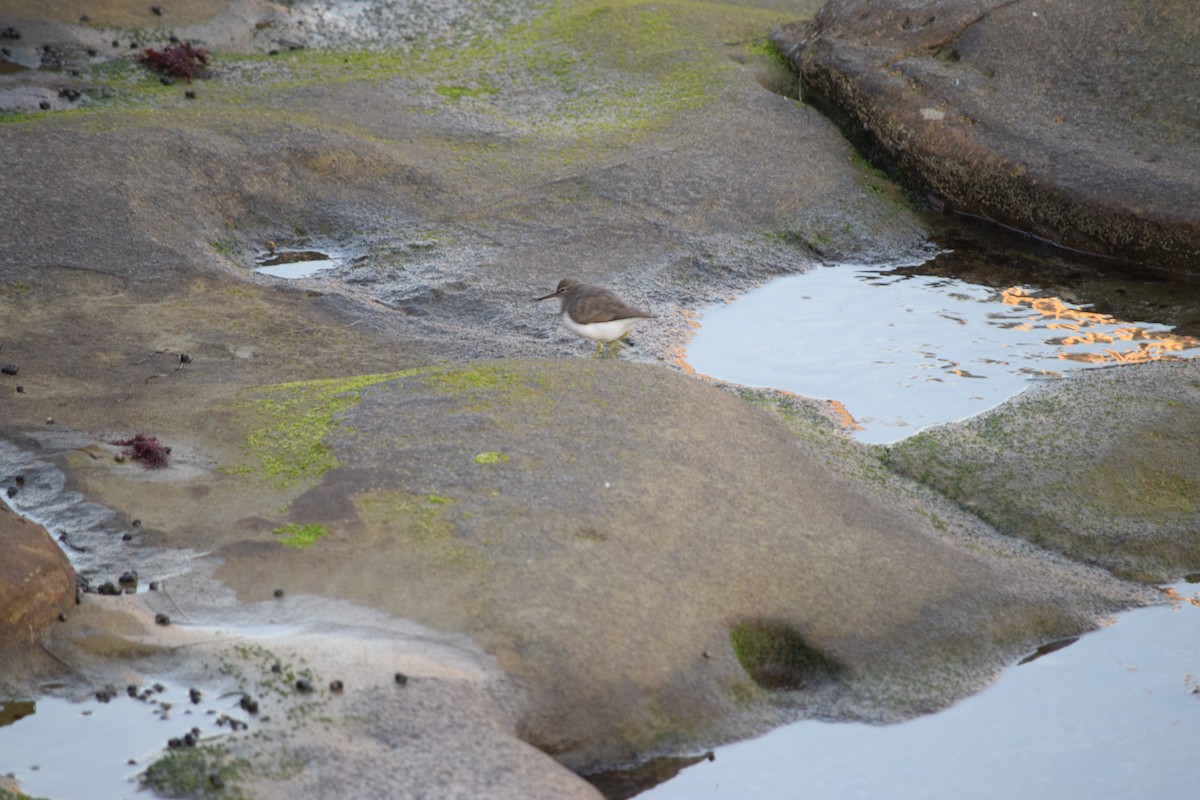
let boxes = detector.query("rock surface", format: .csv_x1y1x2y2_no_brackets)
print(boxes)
886,359,1200,582
775,0,1200,272
0,503,74,648
0,0,1186,797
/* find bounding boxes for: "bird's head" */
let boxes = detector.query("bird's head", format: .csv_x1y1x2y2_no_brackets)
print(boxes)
535,277,582,301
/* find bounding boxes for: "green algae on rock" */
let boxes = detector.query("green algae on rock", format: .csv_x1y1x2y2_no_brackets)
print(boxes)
273,523,329,549
883,361,1200,581
235,371,418,488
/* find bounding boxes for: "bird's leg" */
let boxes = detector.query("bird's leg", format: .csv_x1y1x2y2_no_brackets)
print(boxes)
592,341,605,358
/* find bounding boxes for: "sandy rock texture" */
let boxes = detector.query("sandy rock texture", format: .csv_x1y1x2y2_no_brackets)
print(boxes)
0,504,74,648
0,0,1184,797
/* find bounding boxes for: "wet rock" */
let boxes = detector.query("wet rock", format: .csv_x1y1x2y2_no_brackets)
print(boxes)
1,364,17,375
154,612,171,626
97,581,120,596
885,360,1200,581
239,694,259,714
189,687,202,704
777,0,1200,272
118,569,138,587
393,672,408,686
295,678,313,693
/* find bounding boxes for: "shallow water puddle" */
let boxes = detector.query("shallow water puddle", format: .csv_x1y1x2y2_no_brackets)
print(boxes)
254,247,342,279
632,583,1200,800
684,262,1200,444
0,679,250,799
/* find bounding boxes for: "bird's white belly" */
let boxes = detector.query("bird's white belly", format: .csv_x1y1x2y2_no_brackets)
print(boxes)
562,313,642,342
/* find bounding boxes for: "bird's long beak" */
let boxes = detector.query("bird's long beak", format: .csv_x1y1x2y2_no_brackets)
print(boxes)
534,289,559,301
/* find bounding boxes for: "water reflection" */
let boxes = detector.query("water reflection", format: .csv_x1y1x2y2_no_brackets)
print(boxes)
683,263,1200,444
634,584,1200,800
0,680,249,799
254,248,342,279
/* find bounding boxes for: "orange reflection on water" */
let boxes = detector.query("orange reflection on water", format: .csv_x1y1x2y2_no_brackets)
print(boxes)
999,287,1200,366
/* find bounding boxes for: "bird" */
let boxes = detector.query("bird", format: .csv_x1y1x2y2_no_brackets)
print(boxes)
535,277,654,356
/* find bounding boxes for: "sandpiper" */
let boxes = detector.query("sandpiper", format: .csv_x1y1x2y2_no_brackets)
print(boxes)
536,277,654,356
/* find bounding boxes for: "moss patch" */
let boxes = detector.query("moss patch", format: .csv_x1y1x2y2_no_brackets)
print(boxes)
274,523,329,549
40,0,788,148
141,744,247,799
730,620,841,691
420,363,547,409
474,451,510,464
354,490,478,566
236,370,417,487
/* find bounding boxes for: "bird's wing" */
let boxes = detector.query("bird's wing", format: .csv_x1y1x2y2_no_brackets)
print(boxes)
572,285,654,323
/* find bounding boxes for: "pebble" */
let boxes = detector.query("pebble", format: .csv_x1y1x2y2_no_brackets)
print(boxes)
154,612,171,626
15,385,23,393
295,678,313,693
189,687,202,704
273,588,284,598
329,679,344,692
1,364,17,375
394,671,409,686
97,581,119,596
57,612,67,622
179,353,192,363
118,569,138,586
239,694,259,714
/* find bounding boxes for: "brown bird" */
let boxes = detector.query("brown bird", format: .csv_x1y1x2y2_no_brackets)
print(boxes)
536,277,654,356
